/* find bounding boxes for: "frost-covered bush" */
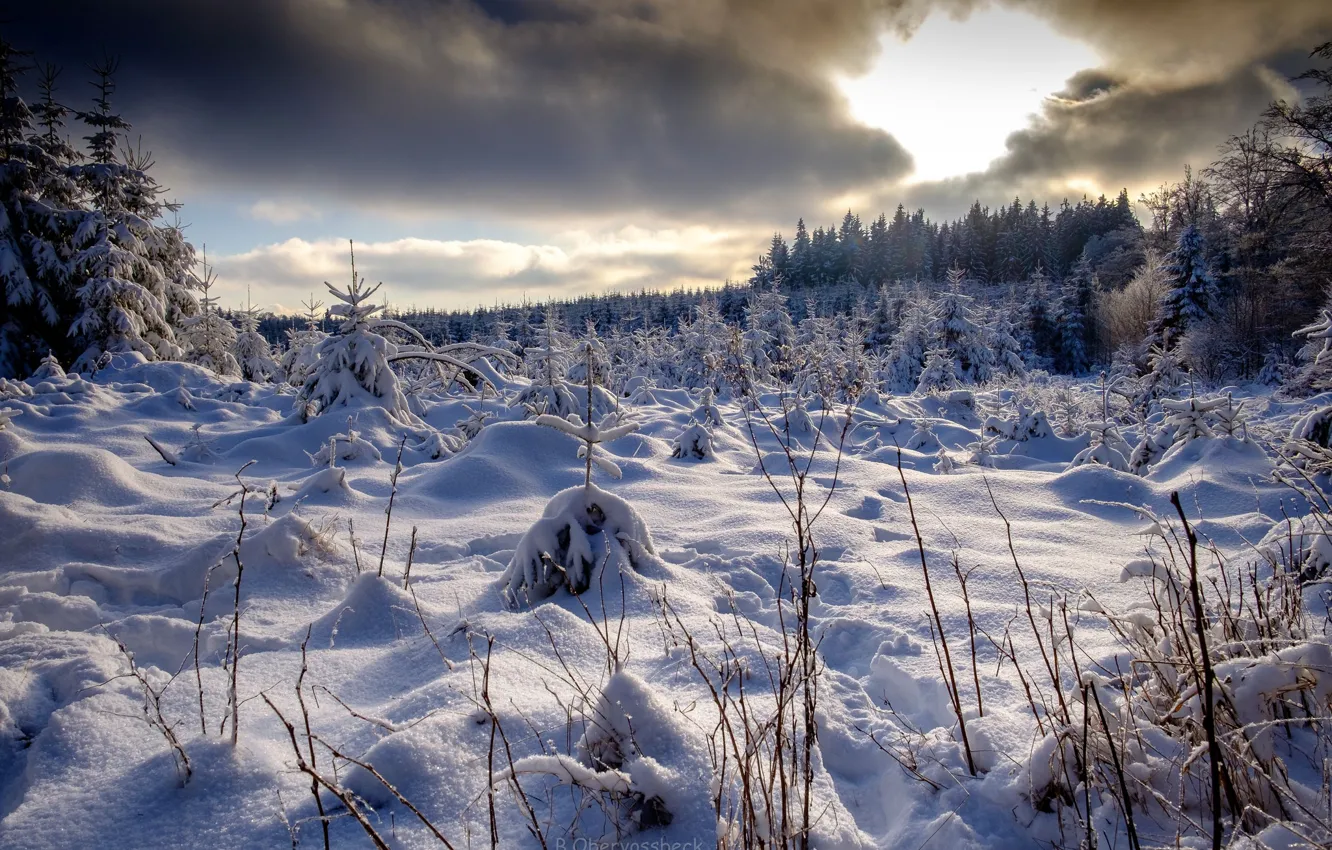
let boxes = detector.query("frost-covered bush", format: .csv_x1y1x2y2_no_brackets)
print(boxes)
1068,421,1130,472
455,404,494,441
671,423,714,460
500,671,693,836
904,418,939,451
1128,426,1173,475
505,403,647,602
502,484,655,602
1026,508,1332,848
933,447,956,474
689,387,724,427
305,418,384,466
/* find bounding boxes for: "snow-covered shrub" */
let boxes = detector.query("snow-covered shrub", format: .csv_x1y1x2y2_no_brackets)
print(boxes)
413,429,463,460
500,671,699,836
915,348,960,394
1290,405,1332,450
455,404,494,441
0,407,21,432
904,418,938,451
690,387,724,427
986,404,1054,443
29,352,65,381
0,377,34,399
965,429,1000,468
1289,305,1332,392
1128,426,1172,475
1026,508,1332,848
1068,421,1130,472
505,404,646,602
179,424,219,463
1160,396,1227,446
306,418,384,467
502,483,655,602
1258,515,1332,584
780,396,818,440
671,423,714,460
933,447,956,474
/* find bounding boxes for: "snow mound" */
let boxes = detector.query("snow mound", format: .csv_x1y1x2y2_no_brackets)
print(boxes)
4,446,196,509
308,574,422,647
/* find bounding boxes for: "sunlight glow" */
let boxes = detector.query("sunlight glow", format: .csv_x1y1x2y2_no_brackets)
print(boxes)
839,8,1098,183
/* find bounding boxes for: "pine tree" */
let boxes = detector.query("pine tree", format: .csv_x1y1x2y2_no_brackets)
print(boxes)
1150,224,1218,345
745,285,795,379
67,60,186,371
882,301,930,393
1054,254,1092,374
865,283,897,351
928,280,993,384
232,292,278,383
0,43,77,377
180,248,239,376
916,347,960,393
278,293,326,386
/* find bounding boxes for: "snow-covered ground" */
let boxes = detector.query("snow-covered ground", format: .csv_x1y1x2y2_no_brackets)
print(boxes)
1,356,1328,848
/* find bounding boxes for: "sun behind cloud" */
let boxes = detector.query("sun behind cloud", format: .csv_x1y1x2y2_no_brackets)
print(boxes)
838,6,1099,183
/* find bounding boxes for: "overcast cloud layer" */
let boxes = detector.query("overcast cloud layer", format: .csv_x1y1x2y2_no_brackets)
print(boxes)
9,0,1332,308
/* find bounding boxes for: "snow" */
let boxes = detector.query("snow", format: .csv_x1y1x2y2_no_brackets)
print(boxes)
0,358,1328,848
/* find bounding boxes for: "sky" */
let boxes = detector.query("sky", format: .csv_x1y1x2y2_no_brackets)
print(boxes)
8,0,1332,313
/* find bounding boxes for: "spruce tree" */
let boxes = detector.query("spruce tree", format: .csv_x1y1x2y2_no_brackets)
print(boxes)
1149,224,1218,346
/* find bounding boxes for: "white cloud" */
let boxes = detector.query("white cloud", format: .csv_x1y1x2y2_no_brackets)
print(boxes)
246,199,321,224
211,227,757,312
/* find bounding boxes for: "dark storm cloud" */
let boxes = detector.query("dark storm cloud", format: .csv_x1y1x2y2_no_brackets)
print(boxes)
4,0,913,223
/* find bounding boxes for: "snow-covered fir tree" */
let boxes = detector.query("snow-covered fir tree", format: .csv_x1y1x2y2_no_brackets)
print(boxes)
883,301,930,393
1150,224,1218,347
865,283,898,351
301,258,411,420
524,301,572,388
928,269,992,384
678,298,727,390
916,347,960,394
232,294,278,383
986,304,1027,380
745,285,796,380
1053,254,1091,374
1024,265,1055,369
278,294,327,387
0,45,70,377
67,59,194,372
179,249,239,376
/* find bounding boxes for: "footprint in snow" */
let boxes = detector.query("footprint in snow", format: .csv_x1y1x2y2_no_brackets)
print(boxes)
843,496,882,520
